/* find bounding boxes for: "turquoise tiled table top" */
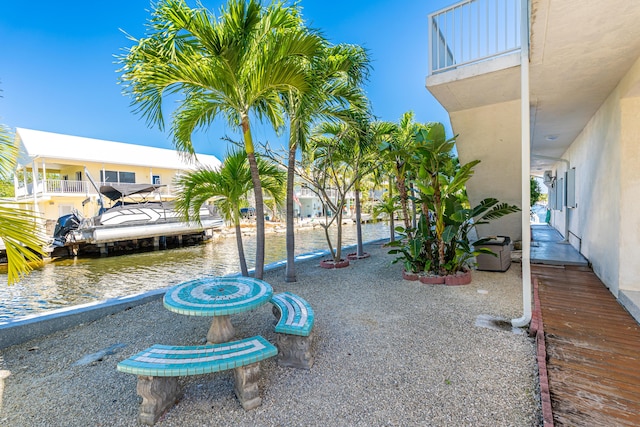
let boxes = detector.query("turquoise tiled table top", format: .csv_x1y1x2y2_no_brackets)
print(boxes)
164,276,273,316
272,292,314,336
116,336,277,377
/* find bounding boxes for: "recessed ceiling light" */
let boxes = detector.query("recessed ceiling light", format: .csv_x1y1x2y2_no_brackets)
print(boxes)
545,135,558,141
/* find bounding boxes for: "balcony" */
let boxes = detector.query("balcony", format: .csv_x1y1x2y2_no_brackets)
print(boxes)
15,179,177,200
429,0,522,75
427,0,523,112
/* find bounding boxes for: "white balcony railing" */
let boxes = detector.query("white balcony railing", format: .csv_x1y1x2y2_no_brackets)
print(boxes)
16,179,176,199
429,0,522,75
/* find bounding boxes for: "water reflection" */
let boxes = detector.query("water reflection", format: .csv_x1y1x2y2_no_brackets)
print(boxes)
0,222,390,320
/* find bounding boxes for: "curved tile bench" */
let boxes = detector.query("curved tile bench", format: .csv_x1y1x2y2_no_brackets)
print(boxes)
271,292,315,369
117,336,277,425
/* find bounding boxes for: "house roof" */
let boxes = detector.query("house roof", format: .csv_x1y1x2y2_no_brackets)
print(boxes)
15,128,222,170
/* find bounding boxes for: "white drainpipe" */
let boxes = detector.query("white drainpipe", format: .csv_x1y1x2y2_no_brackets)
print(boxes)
512,0,532,328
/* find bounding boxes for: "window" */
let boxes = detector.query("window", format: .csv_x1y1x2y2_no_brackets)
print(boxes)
75,171,82,181
152,175,161,185
119,172,135,183
100,170,118,183
100,170,135,184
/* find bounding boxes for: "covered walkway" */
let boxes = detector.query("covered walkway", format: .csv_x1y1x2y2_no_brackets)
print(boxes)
531,224,588,266
530,225,640,426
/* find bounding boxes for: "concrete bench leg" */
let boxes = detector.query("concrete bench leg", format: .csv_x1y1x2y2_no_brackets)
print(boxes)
233,362,262,410
276,333,315,369
136,375,180,426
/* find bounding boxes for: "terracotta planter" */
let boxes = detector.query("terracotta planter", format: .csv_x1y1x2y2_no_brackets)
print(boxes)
402,270,420,281
347,252,371,261
445,270,472,286
320,259,350,269
419,274,446,285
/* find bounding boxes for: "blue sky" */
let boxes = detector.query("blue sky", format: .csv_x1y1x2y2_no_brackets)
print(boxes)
0,0,453,161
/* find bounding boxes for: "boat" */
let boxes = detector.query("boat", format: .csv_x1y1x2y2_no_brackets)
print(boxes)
51,183,224,248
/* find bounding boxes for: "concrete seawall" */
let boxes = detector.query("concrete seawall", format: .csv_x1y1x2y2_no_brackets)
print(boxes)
0,246,341,349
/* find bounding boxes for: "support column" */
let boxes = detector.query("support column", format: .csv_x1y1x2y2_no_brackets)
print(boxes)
136,375,180,426
275,333,315,369
233,363,262,410
0,370,10,413
31,161,39,215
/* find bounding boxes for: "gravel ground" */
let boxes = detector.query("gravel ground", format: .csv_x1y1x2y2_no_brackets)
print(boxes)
0,242,542,426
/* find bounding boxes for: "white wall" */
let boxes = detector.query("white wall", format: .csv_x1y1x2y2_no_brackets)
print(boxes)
451,99,523,241
553,55,640,295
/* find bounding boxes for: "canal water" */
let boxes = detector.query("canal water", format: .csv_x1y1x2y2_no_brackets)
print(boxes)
0,222,391,321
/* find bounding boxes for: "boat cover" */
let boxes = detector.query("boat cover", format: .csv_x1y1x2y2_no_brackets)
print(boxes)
99,184,166,201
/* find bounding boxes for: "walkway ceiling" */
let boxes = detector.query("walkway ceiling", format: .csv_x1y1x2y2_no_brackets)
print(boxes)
426,1,640,174
529,0,640,171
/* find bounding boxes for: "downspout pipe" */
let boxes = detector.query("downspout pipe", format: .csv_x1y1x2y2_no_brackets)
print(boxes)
531,153,571,243
512,0,532,328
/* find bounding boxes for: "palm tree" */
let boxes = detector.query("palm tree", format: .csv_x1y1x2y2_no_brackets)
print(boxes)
379,111,421,238
350,119,395,257
118,0,322,279
280,43,370,282
373,192,399,243
174,148,285,277
0,124,47,284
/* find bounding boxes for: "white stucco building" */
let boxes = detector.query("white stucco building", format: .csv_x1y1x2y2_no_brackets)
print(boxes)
426,0,640,322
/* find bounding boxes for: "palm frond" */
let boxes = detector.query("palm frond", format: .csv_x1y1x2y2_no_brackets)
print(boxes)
0,204,47,284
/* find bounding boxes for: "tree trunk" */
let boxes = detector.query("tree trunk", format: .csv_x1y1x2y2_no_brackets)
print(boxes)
355,183,364,256
242,115,265,280
285,144,297,282
234,217,249,277
388,178,395,243
410,182,417,230
322,223,335,261
395,160,412,238
335,202,344,262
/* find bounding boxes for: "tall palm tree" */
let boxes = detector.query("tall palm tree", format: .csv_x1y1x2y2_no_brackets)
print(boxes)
174,148,285,277
350,119,395,257
0,124,47,284
281,43,370,282
118,0,322,279
379,111,421,238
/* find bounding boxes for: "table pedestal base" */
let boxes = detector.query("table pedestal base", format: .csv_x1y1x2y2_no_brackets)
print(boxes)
207,315,235,344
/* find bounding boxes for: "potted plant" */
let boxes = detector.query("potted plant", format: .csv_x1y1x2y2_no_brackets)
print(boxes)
388,123,519,284
387,227,429,280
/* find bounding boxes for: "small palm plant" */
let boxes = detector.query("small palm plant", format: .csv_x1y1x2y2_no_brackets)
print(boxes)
174,148,285,277
0,124,47,284
373,194,399,243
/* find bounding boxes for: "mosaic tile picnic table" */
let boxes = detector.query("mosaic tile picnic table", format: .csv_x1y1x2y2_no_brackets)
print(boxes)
163,277,273,344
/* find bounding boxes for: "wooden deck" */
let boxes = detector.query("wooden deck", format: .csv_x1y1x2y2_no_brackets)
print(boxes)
532,264,640,426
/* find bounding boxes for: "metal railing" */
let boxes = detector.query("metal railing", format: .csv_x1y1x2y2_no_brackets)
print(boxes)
44,179,88,194
16,179,176,199
429,0,522,75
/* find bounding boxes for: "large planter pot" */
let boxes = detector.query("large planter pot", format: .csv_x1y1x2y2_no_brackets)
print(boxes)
445,270,472,286
320,259,350,269
419,274,446,285
347,252,370,261
402,270,420,281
